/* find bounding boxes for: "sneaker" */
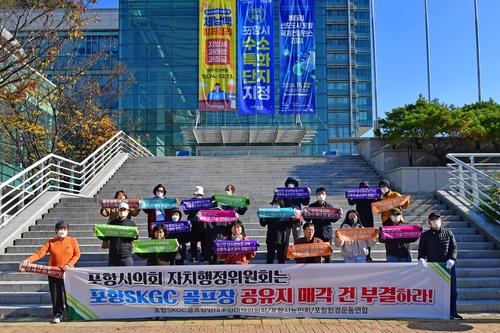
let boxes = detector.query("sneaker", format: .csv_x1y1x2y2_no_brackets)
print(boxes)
450,313,463,320
51,316,62,324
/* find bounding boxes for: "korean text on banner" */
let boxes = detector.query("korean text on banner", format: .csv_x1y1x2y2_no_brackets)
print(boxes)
380,225,423,240
371,195,411,214
302,207,342,221
214,240,259,254
133,239,179,254
287,242,332,259
151,221,192,235
100,199,141,209
197,209,238,223
345,188,382,200
140,198,178,210
274,187,310,200
180,198,213,212
257,207,297,219
199,0,237,112
94,224,138,238
19,262,64,279
336,227,379,241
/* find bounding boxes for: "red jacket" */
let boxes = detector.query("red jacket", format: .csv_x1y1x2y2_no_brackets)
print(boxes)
27,236,80,268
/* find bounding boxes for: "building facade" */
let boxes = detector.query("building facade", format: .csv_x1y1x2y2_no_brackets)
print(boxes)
118,0,373,156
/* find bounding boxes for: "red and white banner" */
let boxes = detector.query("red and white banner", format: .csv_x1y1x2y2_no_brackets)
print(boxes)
64,263,450,320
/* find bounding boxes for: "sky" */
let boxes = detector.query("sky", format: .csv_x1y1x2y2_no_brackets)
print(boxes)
91,0,500,118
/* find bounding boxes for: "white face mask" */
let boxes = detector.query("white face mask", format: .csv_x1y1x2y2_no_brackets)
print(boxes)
118,210,128,219
349,216,358,224
272,204,280,208
317,194,326,201
287,184,295,188
430,219,442,229
225,190,232,195
380,186,389,194
57,230,67,238
390,215,402,223
155,191,164,198
172,215,180,222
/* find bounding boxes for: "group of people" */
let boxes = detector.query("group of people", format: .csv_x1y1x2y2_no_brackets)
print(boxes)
21,177,462,322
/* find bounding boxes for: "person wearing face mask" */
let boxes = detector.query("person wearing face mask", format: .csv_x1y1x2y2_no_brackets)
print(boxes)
283,177,310,243
293,223,325,264
378,180,409,223
188,186,207,263
143,184,176,238
347,181,377,262
379,208,418,262
22,221,80,323
99,190,140,249
305,187,337,263
259,197,293,264
136,224,179,266
218,221,256,264
221,183,248,215
165,209,187,265
418,212,461,320
97,202,139,266
334,210,377,263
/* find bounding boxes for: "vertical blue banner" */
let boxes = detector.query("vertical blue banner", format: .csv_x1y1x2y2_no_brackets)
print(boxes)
238,0,275,115
279,0,316,114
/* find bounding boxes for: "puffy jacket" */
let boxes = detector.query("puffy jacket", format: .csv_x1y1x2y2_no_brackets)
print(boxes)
334,223,377,258
27,236,80,268
98,218,138,258
259,217,292,245
418,228,457,262
306,200,337,241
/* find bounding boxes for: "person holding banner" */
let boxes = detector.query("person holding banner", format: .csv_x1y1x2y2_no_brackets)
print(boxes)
305,187,337,263
143,184,177,237
97,202,139,266
220,183,248,216
218,221,256,265
22,220,80,323
347,181,378,262
418,212,462,320
99,190,140,249
293,223,325,264
187,186,207,263
136,224,178,266
334,210,377,263
259,198,293,264
283,177,310,242
168,209,187,265
202,207,232,265
379,208,419,262
379,180,409,223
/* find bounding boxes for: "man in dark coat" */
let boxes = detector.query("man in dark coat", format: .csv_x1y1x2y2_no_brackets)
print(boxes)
259,198,293,264
283,177,310,242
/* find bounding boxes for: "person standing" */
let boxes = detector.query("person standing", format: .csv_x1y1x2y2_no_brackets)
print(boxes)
334,210,376,263
283,177,310,242
259,198,293,264
379,179,409,223
418,212,462,320
293,223,325,264
187,186,207,262
136,224,178,266
379,208,419,262
218,221,256,265
22,221,80,323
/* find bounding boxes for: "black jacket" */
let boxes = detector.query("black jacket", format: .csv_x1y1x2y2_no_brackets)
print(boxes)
418,228,457,262
260,217,293,245
98,218,138,258
137,251,176,266
306,200,337,241
347,198,377,228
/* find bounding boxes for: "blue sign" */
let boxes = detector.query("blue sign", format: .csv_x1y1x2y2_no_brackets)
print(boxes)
238,0,275,114
279,0,316,114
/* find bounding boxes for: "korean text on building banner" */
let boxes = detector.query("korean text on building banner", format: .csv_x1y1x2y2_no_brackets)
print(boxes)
199,0,237,112
64,263,450,320
238,0,274,114
287,242,332,259
302,207,342,221
19,262,64,279
140,198,178,210
94,224,138,238
274,187,310,200
345,188,382,200
380,225,423,240
197,209,238,223
279,0,315,114
151,221,192,235
180,198,213,212
336,227,378,241
133,239,179,254
214,240,259,254
371,195,411,214
100,199,141,209
257,207,297,219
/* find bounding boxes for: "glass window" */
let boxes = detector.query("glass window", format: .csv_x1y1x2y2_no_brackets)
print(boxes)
355,24,371,37
355,53,371,66
327,82,349,93
356,97,372,108
355,39,371,52
327,68,349,80
328,112,350,124
327,53,349,64
355,82,371,94
327,38,348,50
326,10,348,20
326,24,348,36
355,68,371,80
328,97,350,108
328,126,351,138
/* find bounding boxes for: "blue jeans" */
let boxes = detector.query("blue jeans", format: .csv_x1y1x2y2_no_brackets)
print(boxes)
387,253,412,262
344,256,366,263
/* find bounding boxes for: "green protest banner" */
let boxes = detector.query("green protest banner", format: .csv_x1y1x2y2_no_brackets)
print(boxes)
94,224,138,238
212,194,250,208
132,239,178,253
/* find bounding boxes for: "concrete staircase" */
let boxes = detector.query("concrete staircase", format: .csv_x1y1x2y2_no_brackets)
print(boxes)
0,156,498,317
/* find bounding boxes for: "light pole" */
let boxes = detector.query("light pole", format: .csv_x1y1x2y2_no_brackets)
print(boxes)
424,0,432,102
474,0,482,102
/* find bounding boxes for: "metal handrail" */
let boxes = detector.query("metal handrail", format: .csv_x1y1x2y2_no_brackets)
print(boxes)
0,131,153,227
446,153,500,224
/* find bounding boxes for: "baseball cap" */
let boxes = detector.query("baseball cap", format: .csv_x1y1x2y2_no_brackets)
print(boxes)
118,202,130,210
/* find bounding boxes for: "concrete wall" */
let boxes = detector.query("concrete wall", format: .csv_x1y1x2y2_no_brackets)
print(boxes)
384,167,450,194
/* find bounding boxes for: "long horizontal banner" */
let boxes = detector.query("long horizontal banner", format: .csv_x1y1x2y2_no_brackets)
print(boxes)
100,199,141,209
274,187,310,200
257,207,297,219
197,209,238,223
133,239,179,254
180,198,214,212
336,228,378,241
302,207,342,221
287,242,332,259
371,195,410,214
94,224,138,238
212,194,250,208
64,263,450,320
151,221,192,235
214,240,259,254
345,188,382,200
140,198,178,210
19,262,64,279
380,225,422,240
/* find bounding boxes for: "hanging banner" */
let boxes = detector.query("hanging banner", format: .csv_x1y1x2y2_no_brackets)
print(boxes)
180,198,214,212
345,189,382,200
257,207,297,219
151,221,192,235
286,242,332,259
199,0,237,112
140,198,178,210
213,240,259,254
197,209,238,223
274,187,311,200
19,262,64,279
94,224,138,238
237,0,274,114
302,207,342,221
64,263,450,320
336,228,379,241
212,194,250,208
371,195,411,214
132,239,179,254
380,225,423,240
279,0,315,114
100,199,141,209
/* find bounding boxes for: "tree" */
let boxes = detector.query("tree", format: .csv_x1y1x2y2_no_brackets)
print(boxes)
459,99,500,151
